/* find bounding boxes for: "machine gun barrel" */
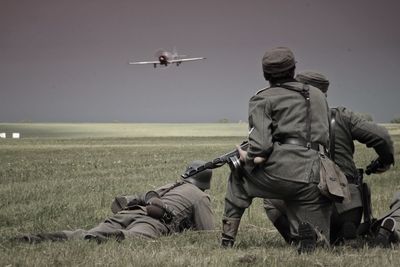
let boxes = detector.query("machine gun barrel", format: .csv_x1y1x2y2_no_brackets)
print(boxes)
181,141,249,179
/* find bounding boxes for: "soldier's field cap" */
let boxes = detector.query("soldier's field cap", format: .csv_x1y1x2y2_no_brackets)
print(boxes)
296,71,330,93
262,47,296,74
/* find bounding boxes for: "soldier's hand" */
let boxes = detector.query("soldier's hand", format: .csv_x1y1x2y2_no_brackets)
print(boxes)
366,158,390,174
236,145,247,162
254,156,266,164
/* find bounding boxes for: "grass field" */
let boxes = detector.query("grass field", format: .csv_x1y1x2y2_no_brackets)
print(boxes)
0,123,399,266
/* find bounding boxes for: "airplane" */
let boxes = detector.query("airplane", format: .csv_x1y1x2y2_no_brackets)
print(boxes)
128,48,206,68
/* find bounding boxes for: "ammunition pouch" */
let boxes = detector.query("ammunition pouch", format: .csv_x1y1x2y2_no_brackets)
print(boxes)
111,195,142,214
143,191,160,203
145,197,174,224
318,152,351,203
275,138,349,202
111,191,162,214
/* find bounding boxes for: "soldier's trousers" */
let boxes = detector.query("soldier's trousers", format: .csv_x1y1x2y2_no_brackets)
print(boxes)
264,199,362,244
264,183,363,243
224,168,332,242
62,208,169,240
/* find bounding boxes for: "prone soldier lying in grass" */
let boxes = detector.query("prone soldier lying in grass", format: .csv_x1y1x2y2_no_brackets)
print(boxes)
14,160,214,243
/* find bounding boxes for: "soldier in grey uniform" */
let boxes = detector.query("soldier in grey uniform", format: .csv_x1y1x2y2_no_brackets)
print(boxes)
264,71,394,245
371,192,400,247
221,47,332,253
15,160,214,243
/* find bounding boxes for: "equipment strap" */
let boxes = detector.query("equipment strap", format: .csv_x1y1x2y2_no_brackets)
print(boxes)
158,181,185,197
279,83,312,149
279,137,320,152
329,108,337,161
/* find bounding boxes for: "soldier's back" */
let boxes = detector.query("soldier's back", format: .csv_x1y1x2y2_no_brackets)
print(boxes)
255,81,329,183
161,182,210,214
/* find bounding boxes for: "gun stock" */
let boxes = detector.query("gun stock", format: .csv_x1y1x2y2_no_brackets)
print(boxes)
358,168,374,226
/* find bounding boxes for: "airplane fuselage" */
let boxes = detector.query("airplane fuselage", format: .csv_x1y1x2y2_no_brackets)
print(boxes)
129,49,205,68
158,51,176,66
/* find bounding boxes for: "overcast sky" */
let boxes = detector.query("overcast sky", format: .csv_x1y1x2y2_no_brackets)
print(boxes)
1,0,399,123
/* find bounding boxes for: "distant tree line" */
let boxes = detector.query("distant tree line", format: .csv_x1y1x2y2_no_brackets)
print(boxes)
217,118,230,123
216,119,247,124
391,117,400,123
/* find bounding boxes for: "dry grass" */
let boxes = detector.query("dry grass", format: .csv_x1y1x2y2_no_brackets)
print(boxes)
0,123,399,266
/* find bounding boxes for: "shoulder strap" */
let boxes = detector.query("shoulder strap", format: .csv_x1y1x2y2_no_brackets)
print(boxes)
255,87,269,95
329,108,337,161
302,86,311,148
158,181,185,197
279,83,312,148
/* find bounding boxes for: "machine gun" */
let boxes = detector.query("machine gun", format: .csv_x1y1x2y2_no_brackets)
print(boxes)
356,169,374,227
357,157,393,236
181,141,249,179
357,158,385,236
365,158,385,175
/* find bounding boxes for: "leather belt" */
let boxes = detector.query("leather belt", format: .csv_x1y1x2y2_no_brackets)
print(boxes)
346,175,360,185
278,137,322,152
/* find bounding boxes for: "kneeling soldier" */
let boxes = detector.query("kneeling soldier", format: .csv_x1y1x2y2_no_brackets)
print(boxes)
264,71,394,245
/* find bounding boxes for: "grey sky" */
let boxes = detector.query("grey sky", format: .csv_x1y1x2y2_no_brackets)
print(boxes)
1,0,399,122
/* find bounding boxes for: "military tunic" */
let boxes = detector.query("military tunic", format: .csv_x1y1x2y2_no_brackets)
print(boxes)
264,106,394,243
61,181,214,240
332,106,394,222
332,106,394,179
224,81,332,240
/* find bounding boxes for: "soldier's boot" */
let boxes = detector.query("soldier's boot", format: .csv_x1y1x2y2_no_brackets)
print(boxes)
298,222,317,254
12,232,67,244
373,217,396,248
297,222,329,254
39,232,68,242
84,234,107,244
392,229,400,243
12,234,44,244
273,215,293,244
221,217,240,248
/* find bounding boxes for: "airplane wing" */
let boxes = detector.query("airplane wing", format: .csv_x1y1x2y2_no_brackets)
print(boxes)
170,57,206,63
128,60,160,65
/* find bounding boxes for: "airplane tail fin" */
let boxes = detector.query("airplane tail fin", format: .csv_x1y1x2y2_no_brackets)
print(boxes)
155,48,166,58
172,46,178,57
172,47,187,59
